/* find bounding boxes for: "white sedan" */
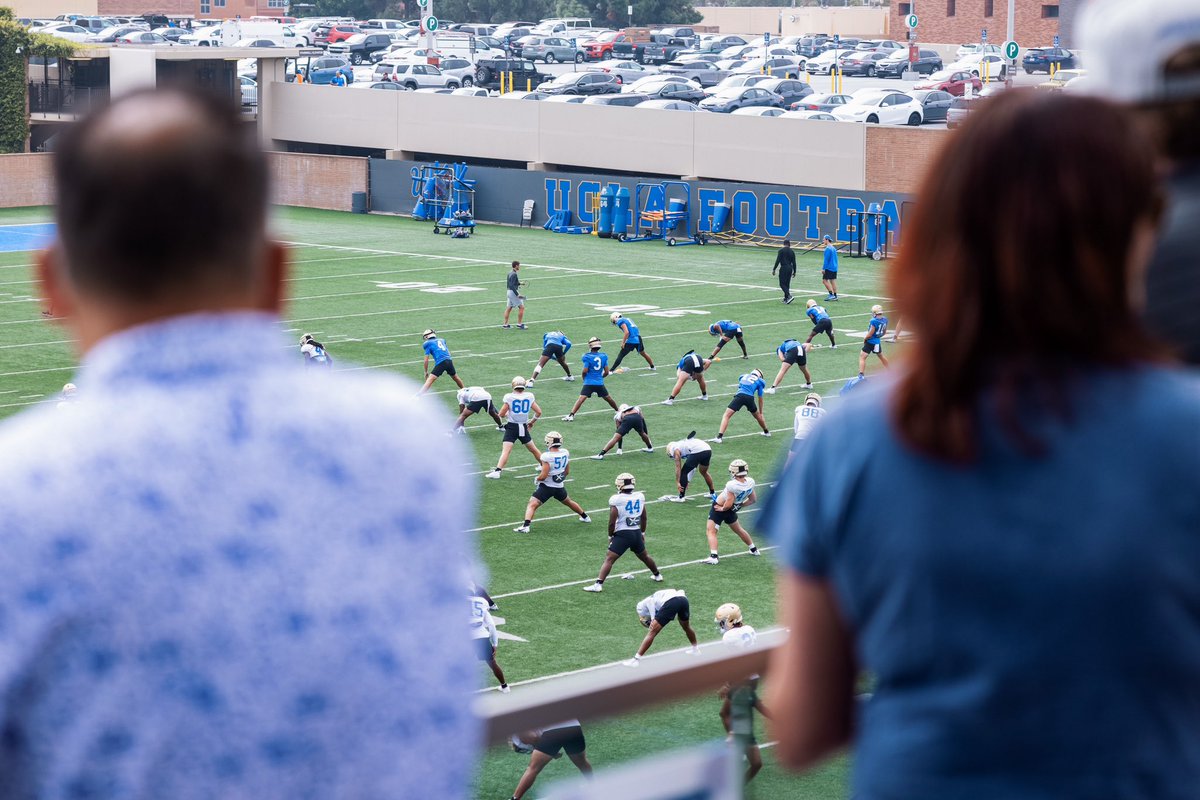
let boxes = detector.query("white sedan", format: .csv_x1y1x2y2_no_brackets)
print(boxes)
31,23,90,41
948,52,1009,79
731,106,784,117
831,90,923,125
587,60,658,85
955,42,1002,60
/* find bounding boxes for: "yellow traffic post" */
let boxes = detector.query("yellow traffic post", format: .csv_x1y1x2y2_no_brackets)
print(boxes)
526,77,531,91
983,59,990,84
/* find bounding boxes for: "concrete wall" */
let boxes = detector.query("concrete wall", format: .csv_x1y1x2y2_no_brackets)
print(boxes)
268,152,368,211
864,126,948,194
695,6,890,38
9,0,96,17
0,154,54,207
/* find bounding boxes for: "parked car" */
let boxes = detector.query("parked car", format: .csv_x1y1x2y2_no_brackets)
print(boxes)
907,89,953,123
795,36,832,58
955,42,1001,59
152,26,187,42
732,56,805,79
305,56,355,85
818,37,859,52
805,48,853,75
1023,46,1076,74
832,90,923,125
582,93,648,106
730,106,784,117
659,59,727,87
780,110,837,120
637,79,707,104
432,56,479,86
636,99,704,111
623,74,688,93
376,62,461,90
540,71,620,95
85,24,147,43
791,91,853,112
876,48,942,77
704,73,773,96
33,23,90,41
450,86,490,97
696,34,746,54
699,86,783,113
473,57,550,90
836,51,889,77
239,75,258,106
117,30,176,45
516,35,582,63
327,32,394,64
916,69,983,97
498,90,549,100
320,24,362,44
1036,67,1088,91
587,60,657,84
581,30,628,60
946,94,982,128
949,52,1009,80
753,78,813,107
233,38,278,48
358,80,405,90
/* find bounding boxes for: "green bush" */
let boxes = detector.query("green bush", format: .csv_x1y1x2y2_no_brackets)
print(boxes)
0,7,78,154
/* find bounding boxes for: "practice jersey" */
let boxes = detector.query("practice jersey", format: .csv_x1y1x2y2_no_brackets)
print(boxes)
736,373,766,398
615,405,642,422
422,337,452,364
502,390,535,424
711,320,741,337
469,595,498,646
540,448,570,488
667,438,711,459
807,305,831,323
867,316,888,345
823,243,839,273
610,490,646,532
793,404,827,440
615,317,641,344
678,351,705,371
457,386,492,405
778,339,801,357
718,477,756,511
637,589,686,621
722,624,758,650
301,342,332,365
543,331,572,352
581,351,608,386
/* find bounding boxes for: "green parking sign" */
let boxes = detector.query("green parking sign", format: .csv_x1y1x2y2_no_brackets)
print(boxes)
425,15,439,31
1003,40,1019,60
905,13,918,29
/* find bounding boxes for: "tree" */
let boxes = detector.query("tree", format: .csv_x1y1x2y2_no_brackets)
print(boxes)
0,7,78,153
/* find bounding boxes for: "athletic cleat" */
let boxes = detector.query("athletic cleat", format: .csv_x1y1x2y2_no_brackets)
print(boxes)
831,344,837,349
591,453,605,460
453,426,466,434
517,324,527,329
668,496,686,503
623,657,640,667
662,398,674,406
764,387,776,395
749,547,761,556
825,294,834,300
686,646,701,656
708,435,723,443
642,447,654,453
703,556,720,565
485,469,502,479
620,573,636,580
526,378,535,387
499,684,511,694
513,525,530,533
501,324,512,329
496,425,504,431
700,394,709,401
761,431,772,437
785,297,795,305
652,573,664,582
802,383,813,389
562,414,574,422
741,355,748,359
616,448,622,455
489,603,499,611
648,366,656,371
583,582,603,593
579,515,591,523
831,295,839,301
564,375,575,381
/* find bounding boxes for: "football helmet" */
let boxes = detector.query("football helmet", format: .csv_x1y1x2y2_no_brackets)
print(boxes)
750,368,764,380
615,472,636,490
871,305,883,316
511,376,527,389
422,329,436,340
709,324,720,335
588,337,602,349
544,430,563,447
300,333,314,345
804,392,823,407
805,299,816,309
729,458,748,477
610,312,622,324
617,403,630,415
62,383,77,397
715,602,743,632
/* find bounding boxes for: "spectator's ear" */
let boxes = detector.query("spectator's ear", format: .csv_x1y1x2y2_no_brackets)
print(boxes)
256,241,289,313
37,245,73,321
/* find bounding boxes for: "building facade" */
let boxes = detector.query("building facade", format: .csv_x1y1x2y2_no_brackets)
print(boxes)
95,0,286,21
891,0,1081,49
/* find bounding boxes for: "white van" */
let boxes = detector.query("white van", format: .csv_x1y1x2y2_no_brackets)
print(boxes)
533,18,591,35
365,18,406,30
180,19,297,47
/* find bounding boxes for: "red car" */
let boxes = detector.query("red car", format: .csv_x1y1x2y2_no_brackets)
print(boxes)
582,31,628,61
321,24,362,44
916,68,982,97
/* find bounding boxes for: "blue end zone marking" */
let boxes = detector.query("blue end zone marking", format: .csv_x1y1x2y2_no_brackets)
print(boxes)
0,223,56,253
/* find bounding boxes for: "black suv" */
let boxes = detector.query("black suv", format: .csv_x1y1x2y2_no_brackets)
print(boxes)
328,32,394,65
474,57,550,89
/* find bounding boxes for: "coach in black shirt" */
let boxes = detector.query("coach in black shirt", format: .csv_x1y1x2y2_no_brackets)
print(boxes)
773,239,797,304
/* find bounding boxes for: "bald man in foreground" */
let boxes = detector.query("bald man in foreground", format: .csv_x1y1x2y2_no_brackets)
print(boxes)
0,89,480,798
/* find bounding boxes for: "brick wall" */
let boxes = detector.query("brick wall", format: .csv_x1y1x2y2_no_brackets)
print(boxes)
0,154,54,208
268,152,368,212
864,127,949,194
891,0,1062,48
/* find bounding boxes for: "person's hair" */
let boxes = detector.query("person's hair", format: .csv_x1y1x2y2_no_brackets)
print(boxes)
783,239,791,247
890,91,1164,463
53,88,269,302
511,261,520,268
1139,43,1200,162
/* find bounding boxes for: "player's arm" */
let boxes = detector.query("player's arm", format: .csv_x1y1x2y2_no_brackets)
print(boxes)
719,696,733,734
529,400,542,425
486,613,498,649
621,324,629,346
536,460,551,482
498,402,511,417
639,506,648,532
741,489,758,509
673,452,683,484
608,506,618,536
716,490,733,511
754,696,772,719
758,387,765,412
778,348,785,362
423,354,430,374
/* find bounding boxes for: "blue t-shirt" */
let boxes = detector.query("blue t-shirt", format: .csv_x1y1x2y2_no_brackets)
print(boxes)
807,305,831,323
677,352,703,371
735,373,765,397
711,320,741,337
615,317,641,344
867,316,888,345
822,244,839,273
759,368,1200,800
778,339,801,357
581,351,608,385
422,338,452,364
543,331,572,352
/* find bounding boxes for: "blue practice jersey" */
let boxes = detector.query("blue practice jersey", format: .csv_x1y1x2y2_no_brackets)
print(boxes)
544,331,572,352
423,337,452,364
711,320,741,337
823,244,839,273
807,305,830,323
778,339,801,356
615,317,641,344
736,373,766,398
678,352,704,371
867,316,888,345
582,351,608,385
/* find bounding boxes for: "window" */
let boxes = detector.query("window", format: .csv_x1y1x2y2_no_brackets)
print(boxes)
947,0,956,16
985,0,994,15
898,3,910,14
214,0,225,6
200,1,210,13
1042,4,1059,17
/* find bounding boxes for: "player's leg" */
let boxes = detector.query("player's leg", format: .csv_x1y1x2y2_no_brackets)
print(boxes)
488,404,504,427
637,427,653,450
561,495,590,520
639,343,655,369
771,362,790,389
511,751,554,800
825,321,837,347
752,409,770,434
596,432,622,457
679,616,699,648
417,373,437,395
523,440,542,463
800,364,813,385
565,394,586,419
603,393,619,411
634,548,662,579
705,519,721,560
715,408,734,438
710,336,728,359
611,343,631,370
858,348,868,376
698,463,716,494
590,550,621,587
530,355,550,380
745,743,763,782
452,374,465,389
735,333,748,358
695,373,708,398
829,276,838,298
665,371,688,402
454,408,474,428
518,497,543,531
566,750,593,775
877,351,890,369
494,441,515,470
555,355,572,378
487,647,507,686
729,520,760,554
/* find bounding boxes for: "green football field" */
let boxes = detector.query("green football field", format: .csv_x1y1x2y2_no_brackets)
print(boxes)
0,205,900,798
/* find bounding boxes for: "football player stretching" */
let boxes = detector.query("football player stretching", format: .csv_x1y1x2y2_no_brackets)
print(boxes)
486,377,542,479
514,431,591,533
582,472,663,592
704,459,761,564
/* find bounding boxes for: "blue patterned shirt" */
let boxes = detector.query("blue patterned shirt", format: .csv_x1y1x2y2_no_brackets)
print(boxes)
0,312,480,800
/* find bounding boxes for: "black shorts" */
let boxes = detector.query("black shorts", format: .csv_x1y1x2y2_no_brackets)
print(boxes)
431,359,457,377
542,344,566,359
533,484,568,503
681,451,711,478
616,413,647,437
727,394,758,414
608,529,646,556
580,384,609,398
708,506,738,527
781,349,806,366
502,422,533,444
466,400,496,415
679,358,704,376
811,318,832,335
822,270,838,281
655,595,690,626
862,342,882,355
722,331,743,342
535,725,586,757
619,340,645,355
473,637,494,661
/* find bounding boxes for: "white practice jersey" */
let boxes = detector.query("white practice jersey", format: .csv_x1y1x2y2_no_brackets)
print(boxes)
637,589,686,620
614,405,642,422
609,490,646,532
502,390,535,424
540,448,570,488
720,477,756,511
458,386,492,405
793,404,827,440
722,624,758,650
468,595,498,646
667,438,711,459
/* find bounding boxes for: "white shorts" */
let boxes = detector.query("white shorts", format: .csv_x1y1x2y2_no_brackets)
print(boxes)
507,290,525,309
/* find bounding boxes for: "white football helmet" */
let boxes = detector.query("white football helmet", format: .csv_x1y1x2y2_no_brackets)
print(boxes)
588,337,602,349
871,305,883,316
300,333,314,345
729,458,748,477
610,312,622,324
544,430,563,447
715,602,743,632
422,329,436,340
615,472,636,490
804,392,823,407
511,376,527,389
62,383,77,397
805,299,817,309
750,368,763,380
